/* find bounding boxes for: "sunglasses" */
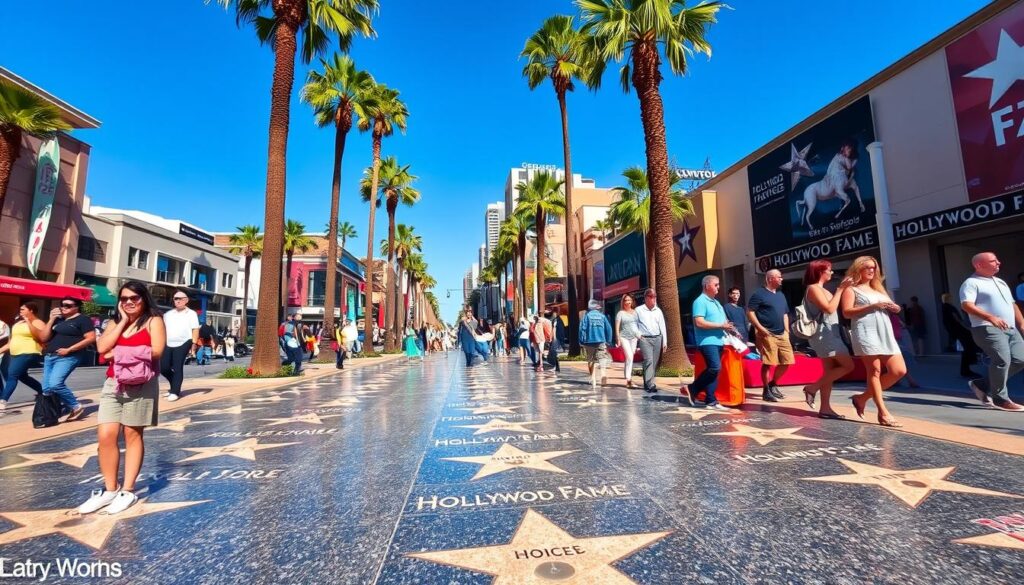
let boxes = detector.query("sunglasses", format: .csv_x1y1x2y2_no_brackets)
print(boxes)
173,297,188,301
60,303,77,309
120,294,142,304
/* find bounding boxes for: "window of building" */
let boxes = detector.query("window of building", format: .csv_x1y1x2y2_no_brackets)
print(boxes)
221,272,234,289
190,264,216,292
77,236,107,262
156,254,187,285
127,247,149,270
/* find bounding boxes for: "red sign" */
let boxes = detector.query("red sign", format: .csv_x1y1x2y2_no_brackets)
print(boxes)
947,3,1024,201
0,276,92,301
603,275,641,299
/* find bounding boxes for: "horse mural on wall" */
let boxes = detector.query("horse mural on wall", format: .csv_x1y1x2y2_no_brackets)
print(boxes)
795,138,866,229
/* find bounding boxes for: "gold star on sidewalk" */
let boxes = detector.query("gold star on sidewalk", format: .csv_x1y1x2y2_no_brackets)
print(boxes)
0,443,101,471
458,404,524,415
954,531,1024,550
176,438,300,463
442,444,578,480
705,424,825,446
457,418,543,435
151,417,218,433
407,508,670,583
665,407,742,420
245,395,291,403
317,397,362,407
0,499,208,550
192,405,262,416
803,459,1024,508
259,413,344,426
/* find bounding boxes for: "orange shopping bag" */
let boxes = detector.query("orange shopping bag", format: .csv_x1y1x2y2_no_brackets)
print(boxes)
692,347,745,407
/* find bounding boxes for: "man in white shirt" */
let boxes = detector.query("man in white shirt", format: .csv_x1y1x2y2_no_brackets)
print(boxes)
636,288,669,393
960,252,1024,412
161,291,200,402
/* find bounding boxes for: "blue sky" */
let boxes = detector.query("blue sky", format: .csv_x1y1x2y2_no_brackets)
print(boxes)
1,0,990,320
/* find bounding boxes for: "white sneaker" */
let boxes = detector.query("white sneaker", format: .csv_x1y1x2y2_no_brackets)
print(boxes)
166,394,179,402
101,490,138,515
163,392,170,398
78,489,118,514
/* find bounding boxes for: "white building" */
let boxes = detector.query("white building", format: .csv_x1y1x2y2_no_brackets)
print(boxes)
484,202,505,263
503,164,594,218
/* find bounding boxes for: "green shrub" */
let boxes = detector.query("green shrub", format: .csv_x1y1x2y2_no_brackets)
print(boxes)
561,354,587,362
359,351,383,358
219,364,297,379
220,366,250,379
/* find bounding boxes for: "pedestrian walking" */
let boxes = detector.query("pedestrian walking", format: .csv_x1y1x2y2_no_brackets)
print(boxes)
224,334,236,362
0,303,45,409
905,296,927,356
78,281,165,516
615,294,640,388
636,288,668,393
681,275,736,410
405,325,423,360
841,256,907,427
959,252,1024,412
529,314,547,371
39,296,96,421
580,300,612,387
940,292,980,378
515,317,532,365
544,310,561,373
0,317,9,394
747,270,794,402
196,319,216,365
458,307,488,367
800,260,854,418
724,287,751,344
161,290,199,403
279,314,304,375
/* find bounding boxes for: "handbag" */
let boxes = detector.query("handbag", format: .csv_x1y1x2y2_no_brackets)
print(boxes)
32,393,62,428
790,303,821,340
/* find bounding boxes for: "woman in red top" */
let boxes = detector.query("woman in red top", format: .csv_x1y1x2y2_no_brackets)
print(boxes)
78,281,165,515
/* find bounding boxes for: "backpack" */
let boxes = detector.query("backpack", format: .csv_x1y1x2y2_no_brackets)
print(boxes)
790,303,820,340
32,394,62,428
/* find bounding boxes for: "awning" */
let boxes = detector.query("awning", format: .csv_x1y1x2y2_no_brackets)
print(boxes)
0,276,92,301
89,284,117,306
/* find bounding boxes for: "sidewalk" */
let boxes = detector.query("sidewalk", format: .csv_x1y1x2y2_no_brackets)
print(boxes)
0,354,406,450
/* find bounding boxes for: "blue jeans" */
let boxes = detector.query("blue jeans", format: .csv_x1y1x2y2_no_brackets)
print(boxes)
692,345,724,406
1,353,43,401
197,346,211,365
43,354,82,410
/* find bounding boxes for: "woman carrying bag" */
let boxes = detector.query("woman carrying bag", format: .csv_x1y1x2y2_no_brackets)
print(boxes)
0,303,46,410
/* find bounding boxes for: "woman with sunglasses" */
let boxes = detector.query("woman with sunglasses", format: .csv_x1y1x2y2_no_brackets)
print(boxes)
78,281,165,515
39,296,96,421
0,302,46,409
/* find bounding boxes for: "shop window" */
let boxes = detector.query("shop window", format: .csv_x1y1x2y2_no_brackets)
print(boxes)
77,236,107,262
128,247,149,270
190,265,216,292
156,254,186,285
307,270,326,307
221,273,234,289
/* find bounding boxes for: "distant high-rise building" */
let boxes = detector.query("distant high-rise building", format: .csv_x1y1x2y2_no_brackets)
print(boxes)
478,244,487,273
484,202,504,262
504,165,594,218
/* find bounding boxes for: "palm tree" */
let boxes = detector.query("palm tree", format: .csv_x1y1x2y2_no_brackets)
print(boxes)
337,220,357,252
0,81,72,232
403,253,426,327
282,220,316,318
592,216,613,243
579,0,725,369
354,83,408,348
380,223,422,339
361,156,419,351
227,224,263,338
500,213,534,318
609,166,692,284
418,273,437,328
488,239,515,320
522,14,594,356
210,0,377,373
514,172,566,316
302,53,375,358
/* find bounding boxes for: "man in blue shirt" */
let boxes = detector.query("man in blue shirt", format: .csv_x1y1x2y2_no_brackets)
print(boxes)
682,275,736,410
747,270,793,402
724,287,751,343
579,299,614,387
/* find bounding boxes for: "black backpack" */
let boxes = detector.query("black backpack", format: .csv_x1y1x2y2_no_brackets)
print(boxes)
32,394,62,428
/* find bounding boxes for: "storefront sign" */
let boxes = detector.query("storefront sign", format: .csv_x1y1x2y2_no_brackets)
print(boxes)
26,138,60,276
179,223,215,245
894,190,1024,242
757,227,878,272
746,97,877,257
0,276,91,301
591,260,604,301
603,231,647,290
675,168,716,181
521,162,557,171
946,3,1024,202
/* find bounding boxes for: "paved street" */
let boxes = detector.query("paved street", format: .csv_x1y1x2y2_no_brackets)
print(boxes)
0,353,1021,584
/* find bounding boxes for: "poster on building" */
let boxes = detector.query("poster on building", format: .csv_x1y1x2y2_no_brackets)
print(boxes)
746,96,877,258
946,2,1024,202
603,231,647,298
26,138,60,276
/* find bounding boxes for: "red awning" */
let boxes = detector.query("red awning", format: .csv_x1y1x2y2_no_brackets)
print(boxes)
0,276,93,301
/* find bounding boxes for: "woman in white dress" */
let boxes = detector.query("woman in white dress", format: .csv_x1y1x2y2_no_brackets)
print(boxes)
840,256,907,427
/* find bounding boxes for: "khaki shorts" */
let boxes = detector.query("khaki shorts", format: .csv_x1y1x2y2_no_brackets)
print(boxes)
755,331,795,366
583,343,610,366
98,377,159,427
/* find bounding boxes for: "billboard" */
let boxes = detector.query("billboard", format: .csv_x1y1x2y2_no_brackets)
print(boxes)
602,231,647,298
946,2,1024,202
747,96,877,258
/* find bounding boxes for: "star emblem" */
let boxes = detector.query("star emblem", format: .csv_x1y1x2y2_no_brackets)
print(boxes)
803,459,1023,508
458,404,525,415
259,413,343,426
151,417,218,433
779,142,814,190
317,397,362,407
554,389,596,397
245,395,291,403
442,444,578,480
964,29,1024,107
665,406,742,420
954,515,1024,550
176,438,300,463
456,418,543,435
192,405,261,416
575,399,621,408
407,508,670,582
0,499,208,550
0,443,101,471
674,220,701,265
705,424,824,446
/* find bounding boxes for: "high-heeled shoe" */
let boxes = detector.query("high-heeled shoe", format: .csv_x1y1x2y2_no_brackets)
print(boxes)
849,396,866,419
878,416,903,428
803,386,816,408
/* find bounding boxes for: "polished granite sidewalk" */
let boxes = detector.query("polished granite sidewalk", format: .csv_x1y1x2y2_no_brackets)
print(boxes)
0,353,1021,584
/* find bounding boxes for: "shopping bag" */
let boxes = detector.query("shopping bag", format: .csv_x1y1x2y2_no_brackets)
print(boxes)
32,394,62,428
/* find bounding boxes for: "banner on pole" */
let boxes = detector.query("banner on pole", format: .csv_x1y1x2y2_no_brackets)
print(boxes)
26,138,60,277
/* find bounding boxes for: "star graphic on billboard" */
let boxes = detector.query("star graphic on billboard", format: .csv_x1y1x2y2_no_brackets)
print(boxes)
779,142,814,190
964,29,1024,107
674,221,701,265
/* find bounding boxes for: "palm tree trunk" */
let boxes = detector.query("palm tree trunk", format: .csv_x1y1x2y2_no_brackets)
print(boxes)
518,234,527,317
536,209,546,316
632,43,689,369
383,202,398,352
0,127,22,232
557,91,581,357
242,255,252,338
395,259,406,338
645,229,656,288
283,251,294,317
321,110,351,363
363,134,382,350
250,17,298,374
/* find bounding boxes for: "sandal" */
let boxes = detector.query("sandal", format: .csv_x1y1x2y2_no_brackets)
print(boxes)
818,412,847,420
803,386,817,408
849,396,866,420
878,416,903,428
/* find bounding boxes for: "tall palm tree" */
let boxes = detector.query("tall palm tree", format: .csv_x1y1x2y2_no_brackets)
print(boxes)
514,172,566,316
361,156,419,351
500,212,534,318
403,252,425,327
354,83,408,347
522,14,594,355
302,53,374,358
579,0,725,369
282,220,316,317
0,81,71,232
418,273,437,328
337,220,357,252
380,223,422,339
227,224,263,338
210,0,377,373
592,217,613,243
488,239,515,320
609,166,692,284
